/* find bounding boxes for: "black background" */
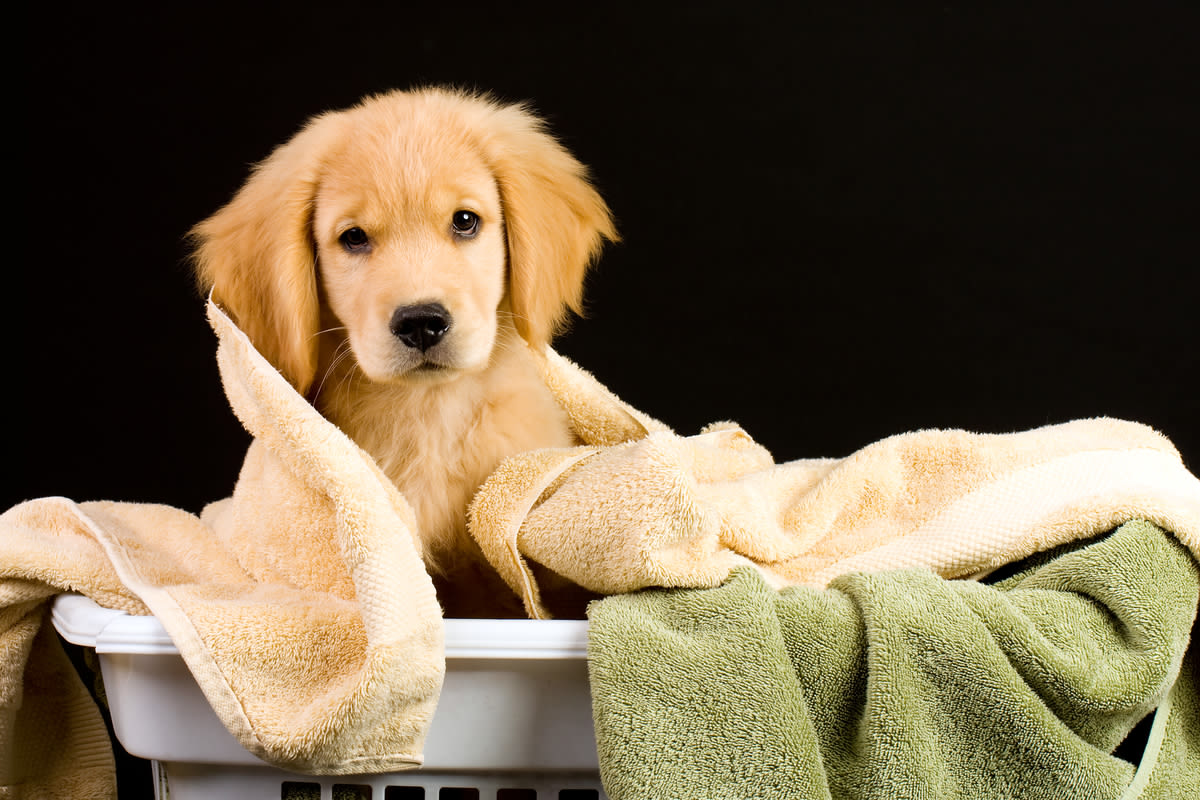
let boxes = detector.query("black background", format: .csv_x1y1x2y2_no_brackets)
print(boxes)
17,3,1199,792
18,4,1199,517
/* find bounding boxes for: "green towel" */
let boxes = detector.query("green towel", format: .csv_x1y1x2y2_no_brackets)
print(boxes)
587,520,1199,799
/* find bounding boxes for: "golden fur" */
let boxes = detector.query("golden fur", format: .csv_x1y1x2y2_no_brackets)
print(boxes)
191,88,616,615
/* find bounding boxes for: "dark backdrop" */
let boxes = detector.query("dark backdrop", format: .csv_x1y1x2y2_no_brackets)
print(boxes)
19,8,1199,518
16,2,1199,795
18,4,1199,509
19,4,1197,517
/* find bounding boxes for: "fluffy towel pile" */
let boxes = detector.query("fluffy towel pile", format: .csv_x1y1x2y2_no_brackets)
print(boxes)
4,297,1200,798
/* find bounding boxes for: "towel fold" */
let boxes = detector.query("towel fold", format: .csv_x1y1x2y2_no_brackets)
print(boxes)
3,302,445,797
588,520,1200,799
471,368,1200,618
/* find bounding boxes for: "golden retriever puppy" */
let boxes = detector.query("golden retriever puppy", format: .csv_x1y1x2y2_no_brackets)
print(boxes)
191,88,616,615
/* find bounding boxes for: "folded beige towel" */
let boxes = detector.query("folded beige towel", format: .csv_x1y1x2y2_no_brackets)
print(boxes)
2,301,445,797
473,350,1200,618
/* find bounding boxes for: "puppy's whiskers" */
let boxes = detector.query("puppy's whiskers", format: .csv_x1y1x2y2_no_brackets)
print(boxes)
490,336,524,360
311,324,349,340
311,338,356,403
335,358,365,400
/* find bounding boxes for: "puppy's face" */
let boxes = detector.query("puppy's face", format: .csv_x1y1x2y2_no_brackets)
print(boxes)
314,126,508,384
192,88,617,396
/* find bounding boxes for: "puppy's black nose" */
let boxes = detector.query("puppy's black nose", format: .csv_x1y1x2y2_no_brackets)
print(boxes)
390,303,451,352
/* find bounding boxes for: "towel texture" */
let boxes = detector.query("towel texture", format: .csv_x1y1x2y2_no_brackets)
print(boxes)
2,302,445,797
5,296,1200,798
472,357,1200,618
588,520,1200,799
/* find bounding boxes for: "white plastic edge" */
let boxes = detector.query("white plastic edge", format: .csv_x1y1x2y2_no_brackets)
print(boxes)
51,594,589,659
1117,689,1173,799
51,594,178,655
442,618,589,659
51,594,124,648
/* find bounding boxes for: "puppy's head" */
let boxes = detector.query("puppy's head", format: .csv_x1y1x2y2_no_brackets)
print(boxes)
191,88,616,395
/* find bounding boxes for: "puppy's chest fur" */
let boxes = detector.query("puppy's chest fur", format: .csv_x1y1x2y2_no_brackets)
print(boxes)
316,334,576,572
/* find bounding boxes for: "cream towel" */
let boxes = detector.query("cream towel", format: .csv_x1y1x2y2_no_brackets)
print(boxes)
472,350,1200,618
2,301,444,798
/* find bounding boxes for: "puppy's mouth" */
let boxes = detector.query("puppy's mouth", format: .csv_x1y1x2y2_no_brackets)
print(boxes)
386,354,466,384
413,361,447,373
408,360,452,377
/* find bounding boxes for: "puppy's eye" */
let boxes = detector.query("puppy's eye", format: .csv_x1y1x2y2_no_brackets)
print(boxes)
339,227,370,251
451,210,480,237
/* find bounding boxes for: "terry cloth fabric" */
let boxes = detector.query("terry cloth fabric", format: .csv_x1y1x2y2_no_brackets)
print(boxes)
5,296,1200,797
2,301,444,798
471,357,1200,619
587,520,1200,800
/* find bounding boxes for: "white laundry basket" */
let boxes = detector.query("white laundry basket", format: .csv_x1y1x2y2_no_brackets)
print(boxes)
51,594,607,800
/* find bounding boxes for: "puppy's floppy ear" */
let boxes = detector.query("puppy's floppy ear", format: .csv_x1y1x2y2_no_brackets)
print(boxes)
190,111,345,395
484,102,617,346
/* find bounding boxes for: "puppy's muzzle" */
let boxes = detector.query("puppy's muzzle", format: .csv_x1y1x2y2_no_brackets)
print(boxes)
390,303,451,352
